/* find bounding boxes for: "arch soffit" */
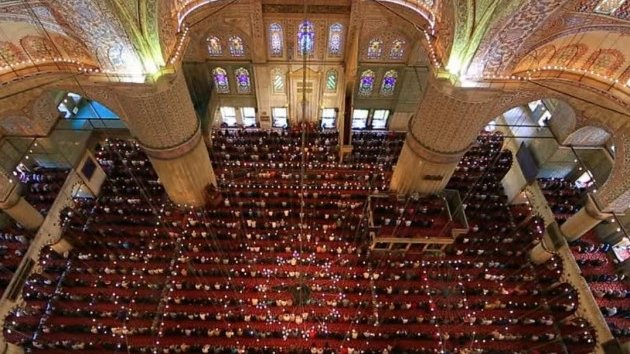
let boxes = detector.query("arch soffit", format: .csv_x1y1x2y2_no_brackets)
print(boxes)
480,80,630,211
563,126,612,146
505,11,630,74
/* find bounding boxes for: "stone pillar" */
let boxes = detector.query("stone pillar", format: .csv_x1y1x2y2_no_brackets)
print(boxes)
0,179,43,231
560,194,611,242
115,69,216,207
390,75,503,194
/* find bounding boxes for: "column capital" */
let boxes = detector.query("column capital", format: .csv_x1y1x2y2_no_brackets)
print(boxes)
404,129,469,165
114,69,200,150
426,73,503,104
140,124,203,160
408,75,505,155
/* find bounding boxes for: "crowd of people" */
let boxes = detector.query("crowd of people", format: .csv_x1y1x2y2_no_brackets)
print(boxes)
1,129,601,353
370,194,450,238
445,133,514,235
537,178,585,225
570,231,630,342
21,166,70,214
0,224,30,290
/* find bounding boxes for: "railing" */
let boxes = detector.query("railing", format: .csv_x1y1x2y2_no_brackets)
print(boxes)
0,171,83,350
556,244,617,354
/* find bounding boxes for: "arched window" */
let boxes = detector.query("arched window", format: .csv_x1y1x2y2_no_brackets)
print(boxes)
389,39,406,60
380,70,397,96
326,69,337,91
272,68,285,93
212,67,230,93
328,23,343,56
269,23,283,57
228,36,245,57
207,36,222,56
235,67,251,94
358,69,375,96
367,39,383,59
298,21,315,55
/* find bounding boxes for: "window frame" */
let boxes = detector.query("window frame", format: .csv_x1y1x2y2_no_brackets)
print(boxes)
272,107,288,128
241,107,257,127
321,108,337,129
220,106,237,127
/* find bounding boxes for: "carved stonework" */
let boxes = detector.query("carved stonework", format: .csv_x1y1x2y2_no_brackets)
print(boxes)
408,76,505,154
158,0,179,61
29,91,58,135
45,0,142,72
435,0,454,60
249,0,266,62
467,0,566,76
595,131,630,212
114,69,199,150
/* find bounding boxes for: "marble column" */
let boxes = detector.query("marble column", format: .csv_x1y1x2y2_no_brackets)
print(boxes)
0,179,43,231
116,69,216,207
560,194,611,242
390,75,503,194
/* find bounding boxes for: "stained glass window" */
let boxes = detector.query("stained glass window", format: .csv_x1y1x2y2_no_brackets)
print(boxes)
298,21,315,55
594,0,625,14
228,36,245,57
212,67,229,93
269,23,283,57
328,23,343,56
367,39,383,59
235,67,251,94
272,68,285,93
380,70,397,96
207,36,222,56
358,69,375,96
326,69,337,91
390,39,406,60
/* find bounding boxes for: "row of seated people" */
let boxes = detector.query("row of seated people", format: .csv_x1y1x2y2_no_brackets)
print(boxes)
346,132,405,168
95,139,165,201
370,194,452,238
6,225,589,353
509,203,535,226
446,132,515,234
0,222,30,291
3,133,595,353
212,129,339,164
447,132,512,195
445,134,616,349
21,166,70,214
569,231,630,342
537,177,585,224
